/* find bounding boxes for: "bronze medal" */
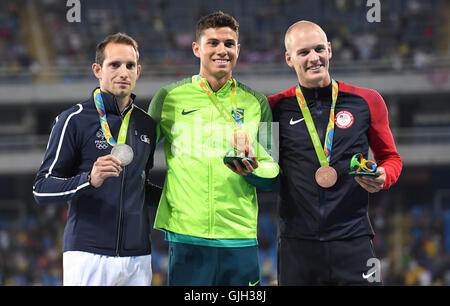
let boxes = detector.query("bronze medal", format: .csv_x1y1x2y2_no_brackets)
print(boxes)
315,166,337,188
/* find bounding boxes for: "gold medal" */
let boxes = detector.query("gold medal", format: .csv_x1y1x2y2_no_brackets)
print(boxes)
315,166,337,188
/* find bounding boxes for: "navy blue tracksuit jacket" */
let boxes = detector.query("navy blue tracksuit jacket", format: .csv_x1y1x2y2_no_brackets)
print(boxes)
33,88,158,256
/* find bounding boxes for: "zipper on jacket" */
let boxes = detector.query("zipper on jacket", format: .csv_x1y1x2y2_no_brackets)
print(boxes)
315,89,324,138
318,188,326,241
114,98,129,256
116,166,126,256
315,89,326,241
208,103,214,238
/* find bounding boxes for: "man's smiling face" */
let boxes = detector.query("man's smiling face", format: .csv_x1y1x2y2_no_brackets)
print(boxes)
285,23,332,88
193,27,240,82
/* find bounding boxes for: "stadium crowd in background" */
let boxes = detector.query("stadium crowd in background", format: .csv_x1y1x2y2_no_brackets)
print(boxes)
0,0,442,82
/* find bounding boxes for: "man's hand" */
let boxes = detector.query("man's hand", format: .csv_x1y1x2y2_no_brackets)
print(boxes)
354,166,386,193
225,146,259,176
89,154,122,188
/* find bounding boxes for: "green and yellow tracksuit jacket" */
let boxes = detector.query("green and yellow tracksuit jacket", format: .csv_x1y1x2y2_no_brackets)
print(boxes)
148,75,279,243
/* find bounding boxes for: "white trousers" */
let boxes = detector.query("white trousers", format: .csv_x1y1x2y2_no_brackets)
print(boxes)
63,251,152,286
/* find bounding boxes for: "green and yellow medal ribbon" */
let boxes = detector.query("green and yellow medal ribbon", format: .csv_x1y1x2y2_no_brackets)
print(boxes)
295,79,339,166
197,74,241,129
93,88,134,146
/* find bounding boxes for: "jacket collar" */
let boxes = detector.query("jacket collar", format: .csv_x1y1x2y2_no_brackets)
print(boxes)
91,87,136,116
193,74,234,95
298,82,333,101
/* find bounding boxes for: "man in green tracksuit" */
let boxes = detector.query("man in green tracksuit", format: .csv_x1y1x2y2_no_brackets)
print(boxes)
148,11,279,286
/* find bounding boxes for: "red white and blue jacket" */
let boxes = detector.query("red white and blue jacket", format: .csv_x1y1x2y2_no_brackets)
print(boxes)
268,81,402,240
33,88,159,256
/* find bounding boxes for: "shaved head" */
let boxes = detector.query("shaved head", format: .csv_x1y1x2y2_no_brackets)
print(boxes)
284,20,328,52
284,20,332,88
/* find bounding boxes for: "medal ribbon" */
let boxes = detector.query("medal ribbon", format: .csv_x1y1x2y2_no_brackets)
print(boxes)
197,74,241,129
295,79,338,166
93,88,134,146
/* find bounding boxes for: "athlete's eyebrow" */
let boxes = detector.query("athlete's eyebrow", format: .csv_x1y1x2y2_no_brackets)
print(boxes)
297,43,327,53
206,38,236,44
108,60,136,66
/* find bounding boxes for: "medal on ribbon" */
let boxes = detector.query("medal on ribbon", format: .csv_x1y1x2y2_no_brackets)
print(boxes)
93,88,134,166
197,75,255,168
295,80,339,188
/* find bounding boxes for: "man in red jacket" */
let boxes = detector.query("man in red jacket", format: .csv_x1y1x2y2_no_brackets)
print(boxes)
268,20,402,285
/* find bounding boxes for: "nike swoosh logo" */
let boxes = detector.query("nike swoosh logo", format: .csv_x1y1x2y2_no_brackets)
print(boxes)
249,280,260,286
181,109,200,115
290,117,305,125
362,270,376,279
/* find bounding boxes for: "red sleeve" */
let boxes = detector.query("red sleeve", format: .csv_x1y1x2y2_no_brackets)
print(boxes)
362,89,402,189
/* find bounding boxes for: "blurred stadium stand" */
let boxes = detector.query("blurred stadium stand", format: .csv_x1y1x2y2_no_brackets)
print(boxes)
0,0,449,285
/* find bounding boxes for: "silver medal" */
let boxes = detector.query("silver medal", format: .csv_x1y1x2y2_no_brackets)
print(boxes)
111,144,134,166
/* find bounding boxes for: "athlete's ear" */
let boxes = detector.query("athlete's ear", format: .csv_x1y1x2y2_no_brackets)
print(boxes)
285,51,294,68
327,41,332,60
192,41,201,59
92,63,102,80
136,64,142,80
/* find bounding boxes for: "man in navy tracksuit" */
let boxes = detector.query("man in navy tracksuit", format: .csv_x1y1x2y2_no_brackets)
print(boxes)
33,33,160,285
268,21,402,285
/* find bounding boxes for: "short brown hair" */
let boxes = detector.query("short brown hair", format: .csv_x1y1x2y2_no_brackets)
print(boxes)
196,11,239,42
95,32,139,66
